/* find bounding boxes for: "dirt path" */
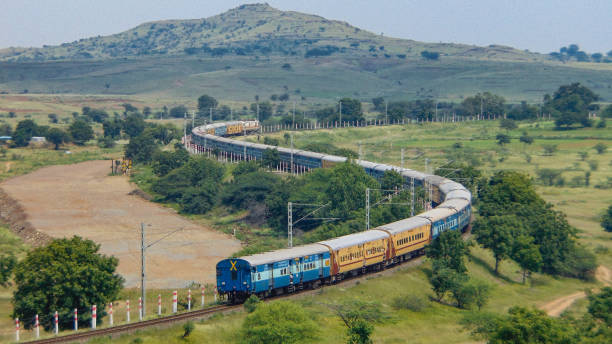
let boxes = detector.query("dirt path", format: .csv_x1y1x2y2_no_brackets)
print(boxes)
539,265,611,317
1,160,241,288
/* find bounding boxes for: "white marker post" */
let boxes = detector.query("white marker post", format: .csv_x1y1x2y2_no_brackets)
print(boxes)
15,318,19,342
91,305,97,329
138,297,143,321
188,289,191,311
109,302,113,326
35,314,40,338
157,294,162,316
214,286,217,303
172,291,177,313
126,300,130,323
73,309,78,331
201,287,205,307
54,311,58,335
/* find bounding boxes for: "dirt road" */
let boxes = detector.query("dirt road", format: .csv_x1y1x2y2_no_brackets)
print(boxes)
539,265,611,317
1,160,241,288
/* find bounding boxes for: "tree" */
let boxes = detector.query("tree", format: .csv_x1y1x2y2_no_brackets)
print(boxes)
452,278,491,310
68,119,94,145
476,307,580,344
326,162,379,219
329,300,388,344
542,144,558,156
46,128,67,150
197,94,218,115
339,98,364,122
380,170,403,190
241,301,318,344
430,259,465,301
12,119,38,147
587,287,612,326
12,236,123,330
169,105,188,118
250,101,273,121
179,184,217,214
602,104,612,118
103,119,122,138
462,92,506,117
473,215,520,273
371,97,385,111
0,253,17,287
426,230,469,273
544,83,599,129
347,319,373,344
511,235,543,283
124,131,159,164
151,147,189,176
500,119,517,130
536,168,563,186
507,101,538,120
496,133,510,145
123,112,145,137
519,132,534,145
262,148,280,168
594,143,607,154
221,171,281,210
601,205,612,232
421,50,440,60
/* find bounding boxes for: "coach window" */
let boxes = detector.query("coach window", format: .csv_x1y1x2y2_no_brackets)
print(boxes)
231,270,237,280
257,273,261,280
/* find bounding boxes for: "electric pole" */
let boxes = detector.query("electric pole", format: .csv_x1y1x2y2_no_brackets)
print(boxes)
401,148,404,169
366,188,370,230
287,202,292,248
140,223,146,317
209,107,212,123
385,101,388,125
292,101,296,129
410,178,415,216
290,133,294,174
339,99,342,125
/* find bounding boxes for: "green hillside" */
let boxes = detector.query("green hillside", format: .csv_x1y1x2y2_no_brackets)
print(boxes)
1,3,612,102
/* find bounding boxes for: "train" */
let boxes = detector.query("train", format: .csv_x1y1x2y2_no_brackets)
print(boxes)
188,121,472,302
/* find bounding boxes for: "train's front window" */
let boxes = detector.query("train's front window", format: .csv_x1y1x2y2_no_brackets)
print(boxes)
231,270,237,280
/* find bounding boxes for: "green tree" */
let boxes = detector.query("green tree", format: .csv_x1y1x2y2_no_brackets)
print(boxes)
222,171,281,210
179,184,217,214
102,119,122,138
496,133,510,145
68,119,94,145
602,104,612,118
426,230,469,273
262,148,280,168
542,144,558,156
169,105,188,118
347,318,373,344
12,236,123,330
430,259,465,301
536,168,563,186
197,95,218,115
519,132,534,145
46,128,67,150
339,98,364,122
594,143,607,154
491,307,580,344
473,215,521,273
123,112,145,137
0,253,17,287
241,301,317,344
452,278,491,310
602,205,612,232
511,235,543,283
182,321,195,338
508,101,538,120
124,131,159,164
151,147,189,176
380,170,404,190
12,119,38,147
232,160,260,178
500,119,518,130
330,300,389,344
249,101,273,121
544,83,599,129
461,92,506,116
587,287,612,326
326,162,379,219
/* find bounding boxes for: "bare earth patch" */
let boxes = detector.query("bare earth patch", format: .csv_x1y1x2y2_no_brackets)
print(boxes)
0,160,241,288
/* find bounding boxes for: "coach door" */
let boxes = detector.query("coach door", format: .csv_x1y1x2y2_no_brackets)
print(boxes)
268,264,274,289
318,254,324,277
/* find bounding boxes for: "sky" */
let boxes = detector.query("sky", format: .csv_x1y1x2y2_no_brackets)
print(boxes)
1,0,611,54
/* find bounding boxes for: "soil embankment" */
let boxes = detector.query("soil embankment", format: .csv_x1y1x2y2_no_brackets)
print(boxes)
0,160,241,288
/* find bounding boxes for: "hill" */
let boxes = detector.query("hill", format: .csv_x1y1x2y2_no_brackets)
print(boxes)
0,3,542,63
1,3,612,102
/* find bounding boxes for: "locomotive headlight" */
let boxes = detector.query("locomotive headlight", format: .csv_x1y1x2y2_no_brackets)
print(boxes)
222,282,225,285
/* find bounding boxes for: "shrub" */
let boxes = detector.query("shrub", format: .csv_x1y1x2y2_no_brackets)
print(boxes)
244,295,261,313
594,142,607,154
392,295,428,312
183,321,195,338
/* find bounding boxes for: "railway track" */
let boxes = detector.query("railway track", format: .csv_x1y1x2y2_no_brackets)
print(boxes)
22,304,240,344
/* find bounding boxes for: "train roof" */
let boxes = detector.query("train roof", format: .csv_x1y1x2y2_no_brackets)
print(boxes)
445,189,472,201
424,175,451,186
417,207,456,222
318,230,388,250
438,181,466,195
400,169,427,181
321,155,347,163
239,244,329,266
439,198,470,212
376,217,431,235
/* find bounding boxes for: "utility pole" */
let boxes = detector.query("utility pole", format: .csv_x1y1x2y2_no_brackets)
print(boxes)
140,223,146,318
183,113,187,148
358,141,363,162
401,148,404,169
292,101,296,129
411,178,415,216
425,158,430,174
191,111,195,132
385,101,388,125
287,202,293,248
366,188,370,230
230,108,233,121
339,99,342,125
290,133,294,174
480,97,483,119
209,107,212,123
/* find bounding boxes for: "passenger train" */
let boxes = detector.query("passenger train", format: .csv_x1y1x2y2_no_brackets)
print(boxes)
188,121,472,302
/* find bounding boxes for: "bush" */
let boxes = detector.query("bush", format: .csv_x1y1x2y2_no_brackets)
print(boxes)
244,294,261,313
392,295,428,312
594,142,607,154
241,301,318,344
97,136,115,148
183,321,195,338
